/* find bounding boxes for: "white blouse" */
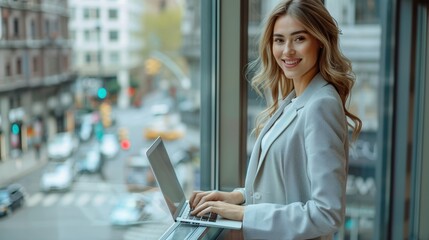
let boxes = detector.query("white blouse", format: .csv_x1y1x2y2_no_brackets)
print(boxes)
261,97,298,153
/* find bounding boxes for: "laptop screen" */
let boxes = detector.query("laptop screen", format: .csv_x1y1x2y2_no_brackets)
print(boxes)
145,137,187,220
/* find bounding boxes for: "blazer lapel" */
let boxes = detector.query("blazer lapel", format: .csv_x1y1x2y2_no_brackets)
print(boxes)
251,73,329,179
255,93,297,173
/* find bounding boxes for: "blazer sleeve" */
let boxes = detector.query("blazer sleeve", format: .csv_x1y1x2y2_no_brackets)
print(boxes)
242,94,348,239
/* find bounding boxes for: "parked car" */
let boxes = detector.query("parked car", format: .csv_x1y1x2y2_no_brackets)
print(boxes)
143,113,186,141
78,120,93,142
125,153,156,192
110,194,148,226
100,133,119,159
0,183,26,217
40,159,77,192
77,148,103,174
47,132,79,160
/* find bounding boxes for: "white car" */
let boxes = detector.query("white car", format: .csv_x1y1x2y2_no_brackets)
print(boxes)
100,133,119,159
109,194,147,226
40,160,77,192
47,132,79,160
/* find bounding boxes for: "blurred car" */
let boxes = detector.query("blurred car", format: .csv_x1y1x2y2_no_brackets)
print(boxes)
143,113,186,141
40,160,77,192
125,153,156,192
47,132,79,160
100,133,119,159
0,183,26,217
78,121,93,142
109,194,148,226
77,148,103,174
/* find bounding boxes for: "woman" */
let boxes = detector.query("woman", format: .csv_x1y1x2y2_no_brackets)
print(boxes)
190,0,362,239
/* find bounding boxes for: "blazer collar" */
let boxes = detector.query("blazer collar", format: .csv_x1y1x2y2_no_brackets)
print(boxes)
290,73,328,110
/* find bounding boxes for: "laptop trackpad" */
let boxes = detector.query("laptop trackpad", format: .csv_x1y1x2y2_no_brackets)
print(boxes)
164,224,205,240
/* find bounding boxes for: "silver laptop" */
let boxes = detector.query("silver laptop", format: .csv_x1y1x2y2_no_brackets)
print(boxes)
145,137,242,230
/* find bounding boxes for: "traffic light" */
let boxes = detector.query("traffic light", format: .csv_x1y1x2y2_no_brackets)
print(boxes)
11,123,20,135
118,128,130,150
145,58,161,75
97,87,107,100
120,139,131,150
99,102,112,128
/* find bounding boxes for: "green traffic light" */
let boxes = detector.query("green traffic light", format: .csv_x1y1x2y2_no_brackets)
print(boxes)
97,87,107,99
11,123,20,134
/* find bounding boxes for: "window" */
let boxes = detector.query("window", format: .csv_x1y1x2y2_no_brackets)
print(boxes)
5,62,11,76
30,20,36,39
32,56,38,73
4,0,427,239
83,8,100,20
109,51,119,64
16,58,22,75
356,0,380,24
13,18,19,38
108,30,118,42
85,52,92,64
247,0,382,239
108,9,118,20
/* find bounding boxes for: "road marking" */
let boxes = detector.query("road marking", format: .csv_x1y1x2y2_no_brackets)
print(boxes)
26,192,44,207
92,193,107,206
76,193,91,206
42,193,59,207
60,193,74,206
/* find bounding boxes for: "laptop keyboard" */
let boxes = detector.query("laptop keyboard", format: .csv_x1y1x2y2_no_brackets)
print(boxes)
184,207,217,222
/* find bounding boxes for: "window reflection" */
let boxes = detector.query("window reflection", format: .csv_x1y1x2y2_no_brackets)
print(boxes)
247,0,381,239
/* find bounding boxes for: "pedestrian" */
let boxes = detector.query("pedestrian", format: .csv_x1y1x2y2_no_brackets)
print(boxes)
34,142,41,160
189,0,362,239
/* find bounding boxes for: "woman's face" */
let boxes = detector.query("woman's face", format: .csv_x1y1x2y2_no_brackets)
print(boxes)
272,14,320,85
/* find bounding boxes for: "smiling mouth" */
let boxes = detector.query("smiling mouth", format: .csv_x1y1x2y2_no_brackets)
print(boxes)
282,59,301,67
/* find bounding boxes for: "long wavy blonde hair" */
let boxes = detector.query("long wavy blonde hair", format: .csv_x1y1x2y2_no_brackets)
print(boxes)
250,0,362,140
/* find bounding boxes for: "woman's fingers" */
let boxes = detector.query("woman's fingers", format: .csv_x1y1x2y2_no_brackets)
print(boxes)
191,201,244,221
189,191,211,209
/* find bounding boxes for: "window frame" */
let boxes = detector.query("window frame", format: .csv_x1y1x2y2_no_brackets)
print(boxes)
200,0,249,190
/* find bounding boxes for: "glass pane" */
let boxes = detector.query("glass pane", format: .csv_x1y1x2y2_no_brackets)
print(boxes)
0,0,201,239
247,0,381,239
326,0,380,238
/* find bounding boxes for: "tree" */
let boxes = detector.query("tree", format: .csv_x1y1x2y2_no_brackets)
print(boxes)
140,4,183,56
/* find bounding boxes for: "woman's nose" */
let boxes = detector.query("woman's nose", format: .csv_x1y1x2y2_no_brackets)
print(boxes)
283,42,295,55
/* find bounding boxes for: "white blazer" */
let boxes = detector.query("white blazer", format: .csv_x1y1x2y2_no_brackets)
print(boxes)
241,73,349,240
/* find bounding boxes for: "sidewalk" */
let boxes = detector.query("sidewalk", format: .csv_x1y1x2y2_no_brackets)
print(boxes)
0,146,48,187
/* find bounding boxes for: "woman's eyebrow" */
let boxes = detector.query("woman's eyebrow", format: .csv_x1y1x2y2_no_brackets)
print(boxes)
290,30,308,36
273,30,308,38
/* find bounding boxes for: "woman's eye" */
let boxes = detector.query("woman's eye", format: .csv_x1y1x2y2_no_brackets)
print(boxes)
273,38,284,44
295,36,305,42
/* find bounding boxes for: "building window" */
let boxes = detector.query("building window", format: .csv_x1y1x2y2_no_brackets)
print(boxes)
109,51,119,64
83,8,100,20
85,52,92,64
84,30,90,41
5,62,11,76
16,58,22,75
13,18,19,38
30,20,36,39
44,19,50,37
108,30,118,42
33,56,38,73
356,0,380,24
108,9,118,20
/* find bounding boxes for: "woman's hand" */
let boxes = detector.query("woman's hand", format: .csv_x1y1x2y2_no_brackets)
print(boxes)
189,191,245,221
191,200,244,221
189,191,244,209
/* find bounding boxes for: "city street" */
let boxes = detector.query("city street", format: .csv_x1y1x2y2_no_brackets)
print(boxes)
0,103,198,240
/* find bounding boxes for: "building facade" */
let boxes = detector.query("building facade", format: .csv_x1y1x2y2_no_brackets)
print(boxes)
68,0,145,109
0,0,75,161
